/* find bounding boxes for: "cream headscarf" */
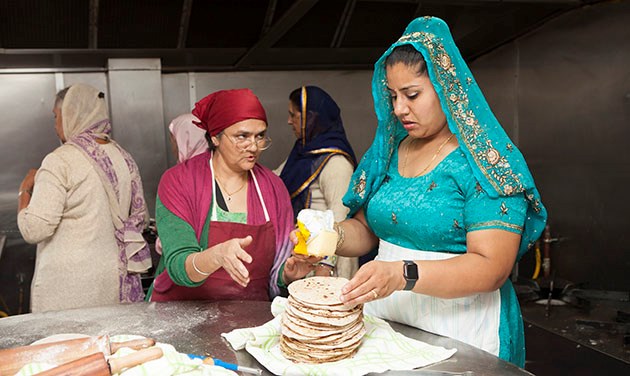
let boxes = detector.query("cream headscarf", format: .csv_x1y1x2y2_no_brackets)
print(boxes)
61,83,110,141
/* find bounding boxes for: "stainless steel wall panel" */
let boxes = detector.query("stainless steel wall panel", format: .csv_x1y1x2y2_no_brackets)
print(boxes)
469,1,630,290
107,59,167,215
161,73,191,167
471,43,520,142
0,74,58,238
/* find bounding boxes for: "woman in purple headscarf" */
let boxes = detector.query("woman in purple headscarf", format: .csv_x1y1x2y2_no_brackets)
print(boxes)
148,89,316,302
17,83,151,312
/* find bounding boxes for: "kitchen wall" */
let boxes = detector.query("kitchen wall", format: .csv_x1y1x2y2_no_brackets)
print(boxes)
470,0,629,291
0,0,627,314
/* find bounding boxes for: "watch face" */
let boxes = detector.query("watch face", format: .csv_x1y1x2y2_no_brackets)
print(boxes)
404,261,418,280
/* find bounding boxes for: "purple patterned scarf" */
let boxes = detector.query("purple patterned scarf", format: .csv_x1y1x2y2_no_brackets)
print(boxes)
67,120,151,302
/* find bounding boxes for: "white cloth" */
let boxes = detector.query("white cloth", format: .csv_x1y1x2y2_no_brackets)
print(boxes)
17,143,131,312
365,239,501,356
222,297,456,376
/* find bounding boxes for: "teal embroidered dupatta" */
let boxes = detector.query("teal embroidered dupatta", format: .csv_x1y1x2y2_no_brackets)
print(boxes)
343,16,547,258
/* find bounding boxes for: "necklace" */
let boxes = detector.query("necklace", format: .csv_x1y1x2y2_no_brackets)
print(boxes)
402,133,455,177
215,175,247,201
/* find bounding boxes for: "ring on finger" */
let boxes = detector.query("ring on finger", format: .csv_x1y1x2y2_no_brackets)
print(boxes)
370,289,378,299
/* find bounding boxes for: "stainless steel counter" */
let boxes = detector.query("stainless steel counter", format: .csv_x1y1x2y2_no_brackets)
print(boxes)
0,301,532,375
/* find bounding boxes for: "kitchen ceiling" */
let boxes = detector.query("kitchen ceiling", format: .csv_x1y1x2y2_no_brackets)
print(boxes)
0,0,601,71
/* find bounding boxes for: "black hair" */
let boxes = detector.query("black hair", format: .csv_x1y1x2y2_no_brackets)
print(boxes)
205,132,216,151
54,87,71,108
385,44,427,76
289,87,301,108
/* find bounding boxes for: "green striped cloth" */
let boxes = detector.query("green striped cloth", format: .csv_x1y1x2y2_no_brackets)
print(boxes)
221,297,457,376
15,335,237,376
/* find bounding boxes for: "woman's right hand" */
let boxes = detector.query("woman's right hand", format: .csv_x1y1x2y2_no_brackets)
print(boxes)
203,236,254,287
289,229,299,245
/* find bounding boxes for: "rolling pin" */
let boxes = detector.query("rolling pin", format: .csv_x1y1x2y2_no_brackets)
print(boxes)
0,336,155,376
35,347,164,376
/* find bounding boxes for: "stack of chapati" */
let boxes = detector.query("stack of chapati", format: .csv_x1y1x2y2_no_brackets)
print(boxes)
280,277,366,363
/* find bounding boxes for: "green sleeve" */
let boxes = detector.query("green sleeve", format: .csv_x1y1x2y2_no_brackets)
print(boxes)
276,261,289,297
277,262,287,288
156,196,205,287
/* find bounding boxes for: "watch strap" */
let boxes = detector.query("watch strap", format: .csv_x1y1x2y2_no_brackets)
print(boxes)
403,260,418,291
404,278,416,291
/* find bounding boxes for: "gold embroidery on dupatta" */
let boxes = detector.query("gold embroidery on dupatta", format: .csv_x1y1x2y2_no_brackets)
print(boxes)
308,148,354,161
397,31,525,197
289,153,337,199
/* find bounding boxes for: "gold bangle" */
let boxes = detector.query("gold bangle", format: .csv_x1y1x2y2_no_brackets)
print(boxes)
316,263,335,277
191,253,211,276
333,222,345,250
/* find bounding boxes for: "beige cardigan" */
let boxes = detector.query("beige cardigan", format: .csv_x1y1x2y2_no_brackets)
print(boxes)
18,143,132,312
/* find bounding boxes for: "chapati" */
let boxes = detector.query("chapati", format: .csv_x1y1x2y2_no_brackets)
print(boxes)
280,276,366,364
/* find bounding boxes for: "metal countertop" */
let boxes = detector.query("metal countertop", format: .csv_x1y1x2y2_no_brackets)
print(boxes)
0,300,532,375
521,300,630,364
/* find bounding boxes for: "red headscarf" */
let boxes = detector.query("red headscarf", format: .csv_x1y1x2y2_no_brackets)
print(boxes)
192,88,267,136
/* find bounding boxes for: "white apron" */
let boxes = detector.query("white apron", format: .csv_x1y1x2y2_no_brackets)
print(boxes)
365,239,501,356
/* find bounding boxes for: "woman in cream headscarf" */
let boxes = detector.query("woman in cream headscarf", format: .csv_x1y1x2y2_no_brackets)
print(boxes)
18,83,151,313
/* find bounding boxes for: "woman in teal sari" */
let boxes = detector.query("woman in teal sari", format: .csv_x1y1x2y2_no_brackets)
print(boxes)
333,17,546,366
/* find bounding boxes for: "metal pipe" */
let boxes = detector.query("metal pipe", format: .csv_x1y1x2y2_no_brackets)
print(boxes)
542,224,552,278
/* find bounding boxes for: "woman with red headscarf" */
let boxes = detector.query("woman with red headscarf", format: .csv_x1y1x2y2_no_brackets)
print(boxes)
148,89,316,302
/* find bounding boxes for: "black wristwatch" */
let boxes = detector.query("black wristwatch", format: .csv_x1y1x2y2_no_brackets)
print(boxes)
403,260,418,291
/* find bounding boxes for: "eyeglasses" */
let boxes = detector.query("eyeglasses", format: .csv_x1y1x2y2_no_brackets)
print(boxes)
220,132,272,152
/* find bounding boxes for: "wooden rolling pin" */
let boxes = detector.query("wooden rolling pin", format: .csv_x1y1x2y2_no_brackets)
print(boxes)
0,336,155,376
35,347,164,376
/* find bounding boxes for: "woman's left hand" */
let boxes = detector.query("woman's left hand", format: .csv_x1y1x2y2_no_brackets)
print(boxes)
339,260,403,306
283,253,321,285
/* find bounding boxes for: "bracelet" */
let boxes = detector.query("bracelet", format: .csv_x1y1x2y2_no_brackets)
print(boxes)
333,222,345,250
316,263,335,277
191,253,211,276
18,189,33,197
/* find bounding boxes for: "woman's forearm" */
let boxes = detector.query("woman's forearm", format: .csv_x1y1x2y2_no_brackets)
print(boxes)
336,209,378,257
185,249,222,282
410,229,520,298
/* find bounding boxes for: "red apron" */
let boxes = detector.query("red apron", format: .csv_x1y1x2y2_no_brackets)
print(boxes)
151,167,276,302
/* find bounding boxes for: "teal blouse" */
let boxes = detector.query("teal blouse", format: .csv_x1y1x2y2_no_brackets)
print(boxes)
364,144,529,365
365,146,527,251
